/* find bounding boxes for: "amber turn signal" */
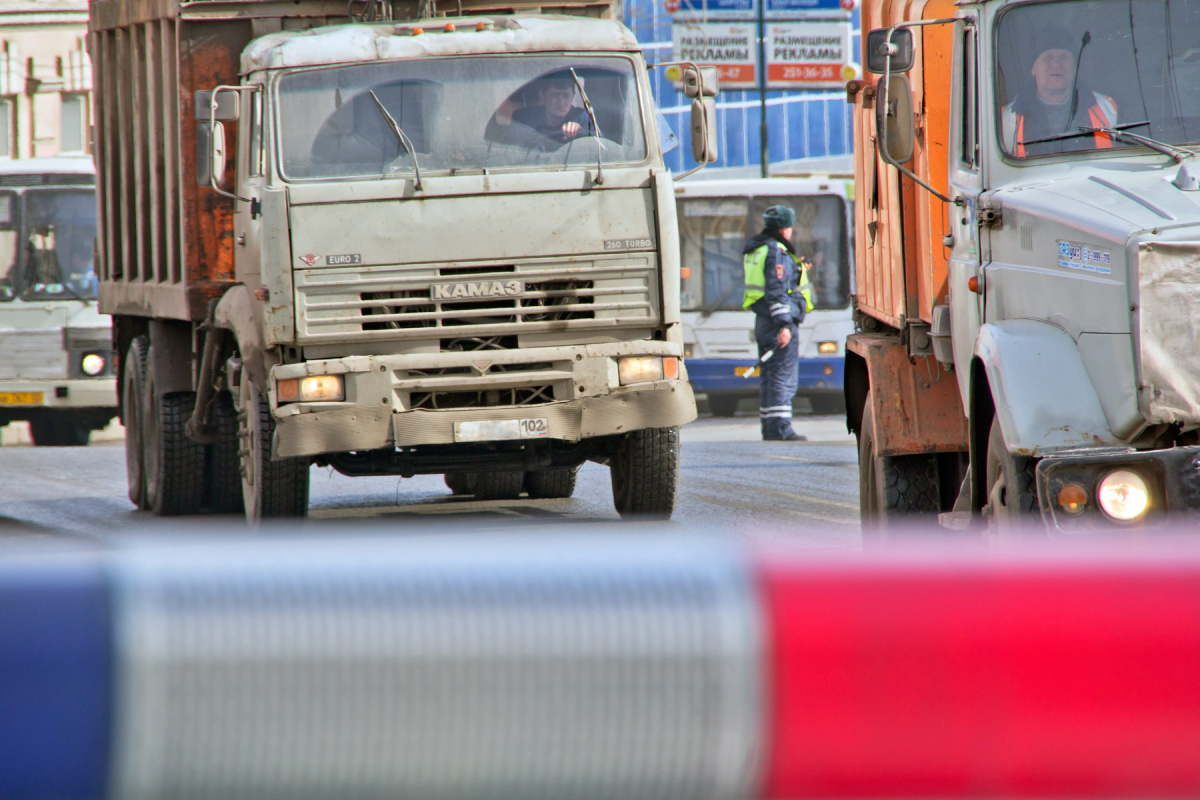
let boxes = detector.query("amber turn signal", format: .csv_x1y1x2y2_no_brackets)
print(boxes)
444,22,456,31
1057,483,1089,516
967,276,981,294
662,357,679,380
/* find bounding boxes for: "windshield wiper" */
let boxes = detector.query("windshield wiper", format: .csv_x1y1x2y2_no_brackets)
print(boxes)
1080,126,1197,162
569,68,603,186
1021,120,1196,162
369,90,424,191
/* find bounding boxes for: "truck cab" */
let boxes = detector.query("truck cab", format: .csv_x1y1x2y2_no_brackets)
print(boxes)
849,0,1200,532
0,157,115,446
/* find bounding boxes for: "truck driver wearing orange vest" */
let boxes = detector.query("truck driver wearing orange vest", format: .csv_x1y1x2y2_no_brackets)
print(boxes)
1001,26,1118,158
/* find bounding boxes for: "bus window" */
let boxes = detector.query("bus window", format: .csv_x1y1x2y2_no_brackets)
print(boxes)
679,196,750,312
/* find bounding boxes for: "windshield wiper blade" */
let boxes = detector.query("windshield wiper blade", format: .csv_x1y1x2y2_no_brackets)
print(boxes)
1020,120,1151,148
569,68,603,186
1079,125,1197,162
369,90,424,191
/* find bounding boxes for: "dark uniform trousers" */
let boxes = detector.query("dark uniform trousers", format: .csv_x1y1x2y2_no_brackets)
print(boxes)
754,314,799,439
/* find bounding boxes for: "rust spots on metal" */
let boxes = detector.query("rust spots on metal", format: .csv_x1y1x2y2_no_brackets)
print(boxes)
179,20,253,317
848,332,969,458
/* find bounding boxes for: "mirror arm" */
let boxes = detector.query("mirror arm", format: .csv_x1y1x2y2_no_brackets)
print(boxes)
209,84,257,204
876,19,965,205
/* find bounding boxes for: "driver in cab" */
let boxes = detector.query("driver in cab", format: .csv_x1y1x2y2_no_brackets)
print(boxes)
1002,26,1119,157
489,72,595,147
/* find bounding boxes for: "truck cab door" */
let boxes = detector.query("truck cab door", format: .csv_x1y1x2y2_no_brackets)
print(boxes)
946,21,984,403
233,88,266,287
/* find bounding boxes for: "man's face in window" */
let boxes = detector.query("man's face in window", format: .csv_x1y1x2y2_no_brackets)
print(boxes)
541,83,576,120
1031,48,1076,103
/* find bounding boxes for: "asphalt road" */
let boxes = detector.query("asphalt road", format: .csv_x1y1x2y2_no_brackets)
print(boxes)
0,412,861,546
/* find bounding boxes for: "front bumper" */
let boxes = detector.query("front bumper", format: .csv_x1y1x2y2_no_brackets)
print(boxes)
1036,446,1200,532
0,378,118,417
270,342,697,459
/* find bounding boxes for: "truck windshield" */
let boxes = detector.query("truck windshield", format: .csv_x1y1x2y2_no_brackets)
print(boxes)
997,0,1200,159
678,194,850,312
278,55,647,180
0,189,97,302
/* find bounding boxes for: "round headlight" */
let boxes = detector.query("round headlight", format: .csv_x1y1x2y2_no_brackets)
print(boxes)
81,353,106,376
1097,469,1149,522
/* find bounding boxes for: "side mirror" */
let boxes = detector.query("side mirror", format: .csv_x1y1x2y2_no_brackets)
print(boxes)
866,28,914,73
877,75,914,163
682,66,719,99
193,90,240,121
690,97,718,163
194,121,228,187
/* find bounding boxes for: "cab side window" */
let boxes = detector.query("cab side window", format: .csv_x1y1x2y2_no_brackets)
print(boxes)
961,27,979,169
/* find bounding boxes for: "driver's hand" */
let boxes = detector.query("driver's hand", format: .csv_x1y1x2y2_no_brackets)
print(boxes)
776,326,792,348
562,121,582,140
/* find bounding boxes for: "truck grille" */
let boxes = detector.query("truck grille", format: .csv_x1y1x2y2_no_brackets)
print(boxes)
295,256,658,345
410,384,555,410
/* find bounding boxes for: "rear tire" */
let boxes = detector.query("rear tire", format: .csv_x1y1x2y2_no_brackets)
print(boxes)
239,381,309,519
143,352,205,516
29,416,90,446
707,394,740,417
123,337,150,508
858,391,939,542
444,472,475,495
473,470,523,501
525,467,578,499
610,426,680,519
206,391,244,514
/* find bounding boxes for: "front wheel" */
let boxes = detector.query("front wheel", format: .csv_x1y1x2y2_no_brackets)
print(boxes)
983,417,1039,532
610,427,680,519
238,381,309,520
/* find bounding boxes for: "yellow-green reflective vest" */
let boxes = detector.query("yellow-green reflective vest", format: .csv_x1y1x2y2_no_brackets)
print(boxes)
742,244,814,313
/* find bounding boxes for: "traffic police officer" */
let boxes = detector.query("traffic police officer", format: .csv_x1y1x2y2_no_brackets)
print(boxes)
742,205,814,441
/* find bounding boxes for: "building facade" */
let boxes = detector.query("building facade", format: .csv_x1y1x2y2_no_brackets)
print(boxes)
0,0,90,161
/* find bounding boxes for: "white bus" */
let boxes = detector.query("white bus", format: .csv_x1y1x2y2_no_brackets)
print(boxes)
676,177,854,416
0,157,116,445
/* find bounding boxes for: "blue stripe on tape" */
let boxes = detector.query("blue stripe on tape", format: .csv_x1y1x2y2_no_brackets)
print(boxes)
0,559,111,800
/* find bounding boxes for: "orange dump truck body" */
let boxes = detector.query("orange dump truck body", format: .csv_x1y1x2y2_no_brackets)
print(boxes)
852,0,956,330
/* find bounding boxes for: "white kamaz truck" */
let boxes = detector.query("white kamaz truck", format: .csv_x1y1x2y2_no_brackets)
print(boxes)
90,0,717,517
0,157,116,446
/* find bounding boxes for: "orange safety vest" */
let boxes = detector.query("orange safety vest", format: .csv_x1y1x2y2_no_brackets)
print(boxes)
1015,95,1117,157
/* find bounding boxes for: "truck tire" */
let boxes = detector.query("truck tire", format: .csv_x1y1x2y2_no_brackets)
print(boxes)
473,470,524,501
123,336,149,509
239,382,310,519
858,391,939,540
206,391,244,514
29,416,90,446
707,394,740,417
143,356,205,516
444,472,475,495
983,417,1039,531
525,466,578,499
610,426,680,519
